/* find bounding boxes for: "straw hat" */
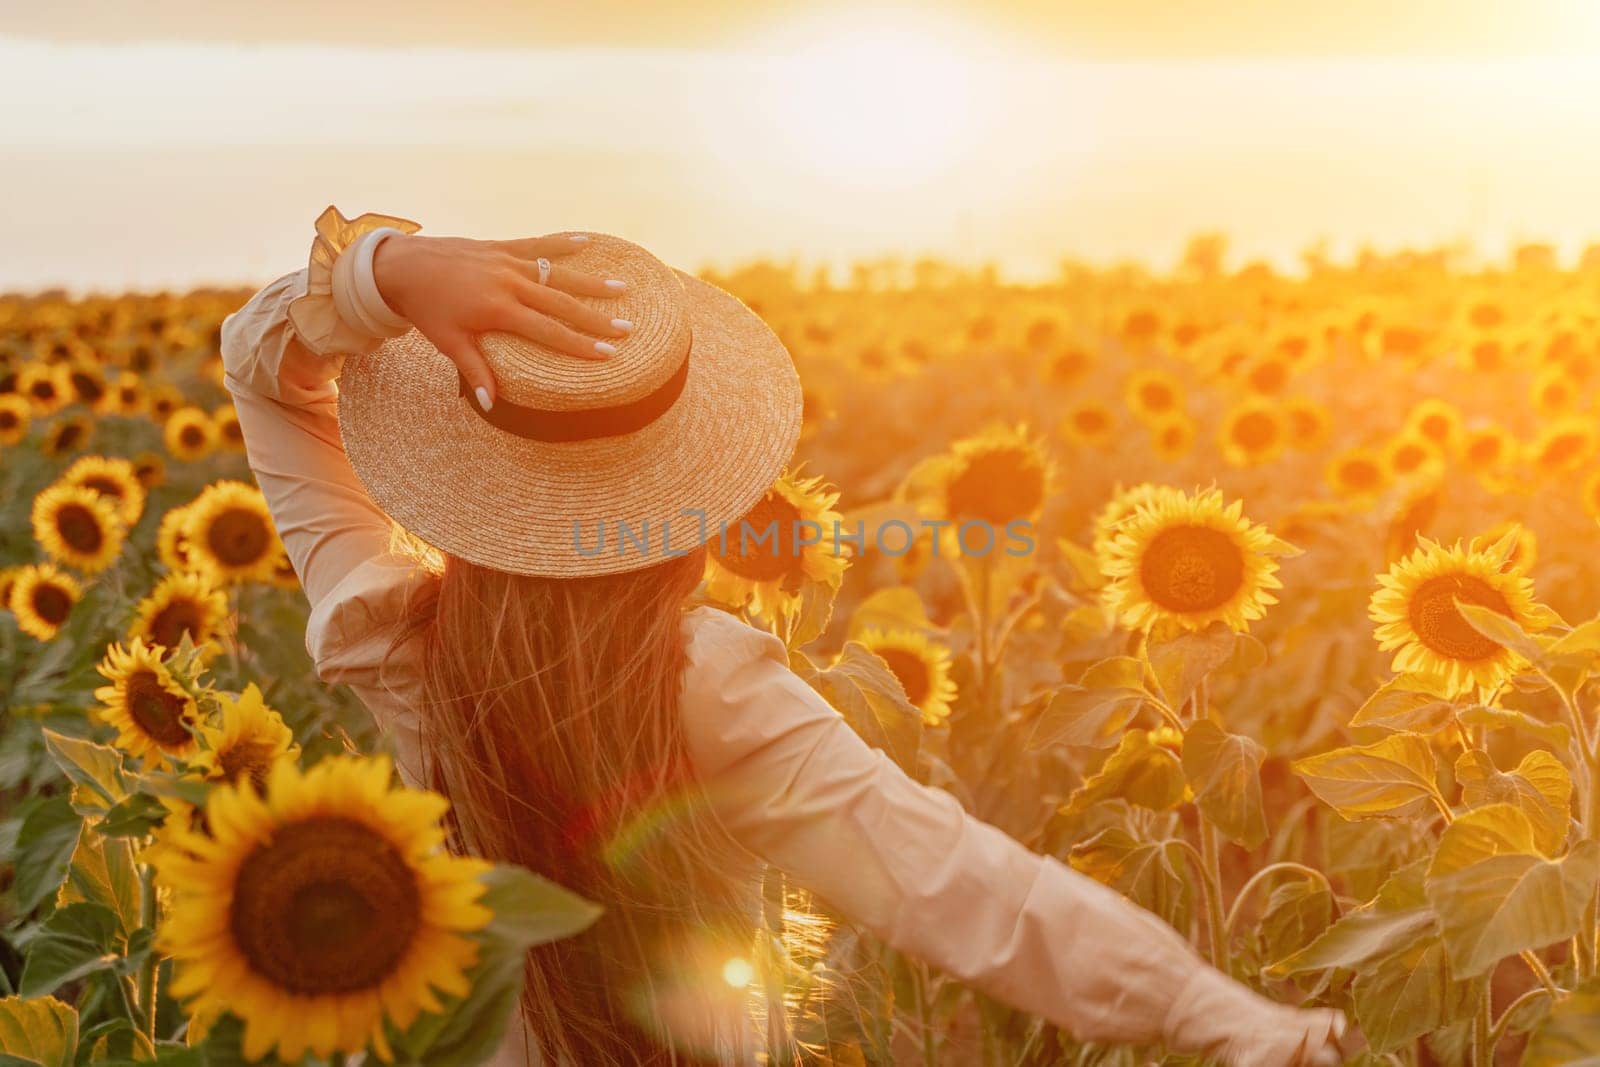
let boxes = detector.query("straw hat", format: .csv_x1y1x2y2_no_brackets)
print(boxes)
337,234,801,577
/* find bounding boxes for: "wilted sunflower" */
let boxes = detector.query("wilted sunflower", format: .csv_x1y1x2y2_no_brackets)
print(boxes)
41,414,93,457
1099,487,1296,633
706,472,848,618
129,570,231,656
183,481,282,584
1059,402,1117,450
0,394,30,445
62,454,146,526
188,684,297,793
1326,447,1391,499
164,406,218,461
1370,535,1557,698
1123,370,1185,424
1218,400,1287,467
213,403,246,451
32,482,125,574
94,638,200,766
154,756,492,1063
856,628,958,726
1526,417,1598,477
926,423,1052,527
9,563,82,640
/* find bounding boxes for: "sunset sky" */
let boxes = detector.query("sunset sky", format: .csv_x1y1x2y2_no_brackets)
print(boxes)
8,1,1600,290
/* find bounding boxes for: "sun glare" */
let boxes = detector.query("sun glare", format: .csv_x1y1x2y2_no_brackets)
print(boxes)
764,17,981,188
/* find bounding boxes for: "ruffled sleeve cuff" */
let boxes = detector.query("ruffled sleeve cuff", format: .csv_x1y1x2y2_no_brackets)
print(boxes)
287,206,421,357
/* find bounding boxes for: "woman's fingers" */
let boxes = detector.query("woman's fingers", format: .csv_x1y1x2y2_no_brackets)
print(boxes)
490,303,615,361
512,278,631,337
433,328,499,410
492,234,590,260
508,256,627,298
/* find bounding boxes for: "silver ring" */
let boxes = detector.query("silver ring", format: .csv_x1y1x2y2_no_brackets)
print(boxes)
535,257,552,286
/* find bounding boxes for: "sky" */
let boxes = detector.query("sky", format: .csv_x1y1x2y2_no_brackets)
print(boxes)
8,1,1600,291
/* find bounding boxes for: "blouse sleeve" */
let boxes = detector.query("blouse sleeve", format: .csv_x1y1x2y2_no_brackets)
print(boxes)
680,608,1342,1067
220,269,435,698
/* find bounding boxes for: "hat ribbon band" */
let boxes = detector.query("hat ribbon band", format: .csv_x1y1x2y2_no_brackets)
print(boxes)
457,344,690,443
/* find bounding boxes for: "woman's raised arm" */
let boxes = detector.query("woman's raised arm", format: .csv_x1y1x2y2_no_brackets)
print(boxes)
680,608,1346,1067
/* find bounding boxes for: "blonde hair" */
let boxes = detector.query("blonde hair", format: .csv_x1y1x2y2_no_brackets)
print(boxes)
398,548,762,1064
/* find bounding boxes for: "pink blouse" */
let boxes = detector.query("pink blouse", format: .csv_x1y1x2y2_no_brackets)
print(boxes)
221,267,1343,1066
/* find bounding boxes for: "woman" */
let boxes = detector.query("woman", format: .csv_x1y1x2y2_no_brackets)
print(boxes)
222,207,1351,1066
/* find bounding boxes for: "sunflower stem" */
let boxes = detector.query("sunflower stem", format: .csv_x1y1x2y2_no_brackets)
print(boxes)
137,863,158,1040
1197,815,1231,975
1472,976,1493,1065
761,864,791,1065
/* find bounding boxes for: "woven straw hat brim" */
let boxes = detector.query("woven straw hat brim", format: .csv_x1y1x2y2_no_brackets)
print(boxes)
337,270,801,577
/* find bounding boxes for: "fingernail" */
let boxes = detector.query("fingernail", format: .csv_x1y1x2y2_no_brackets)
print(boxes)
595,341,617,357
605,279,627,292
611,318,634,333
474,386,493,411
569,234,590,243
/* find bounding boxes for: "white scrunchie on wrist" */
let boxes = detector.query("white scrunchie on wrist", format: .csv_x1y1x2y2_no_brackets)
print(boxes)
287,206,421,357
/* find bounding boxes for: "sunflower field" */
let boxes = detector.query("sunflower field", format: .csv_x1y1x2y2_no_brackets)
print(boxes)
4,237,1600,1065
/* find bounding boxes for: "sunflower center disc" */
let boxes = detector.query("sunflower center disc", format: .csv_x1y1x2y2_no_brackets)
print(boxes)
83,476,125,501
32,585,72,625
711,493,804,583
57,503,105,554
125,670,194,747
875,647,932,707
149,600,206,649
945,449,1045,526
218,739,280,793
231,817,421,995
207,508,271,567
1407,575,1512,662
1139,525,1245,614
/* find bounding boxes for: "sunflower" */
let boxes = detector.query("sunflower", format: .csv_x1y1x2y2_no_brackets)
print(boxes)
183,482,282,584
154,756,492,1063
158,505,196,572
1091,483,1180,557
1405,399,1464,455
856,628,958,726
1526,417,1598,477
1461,333,1508,374
94,638,200,766
1123,370,1185,424
148,383,186,422
1048,345,1094,385
1059,401,1116,449
1098,487,1296,633
0,394,30,445
1384,481,1443,564
1530,366,1576,416
705,472,848,618
0,567,19,613
1149,414,1196,461
1461,425,1515,479
925,424,1052,527
62,454,146,526
108,371,147,415
1284,397,1331,451
1243,355,1291,396
32,483,126,574
66,361,108,410
1326,447,1391,499
9,563,83,641
164,407,218,461
131,450,166,490
1370,536,1557,698
1218,399,1287,467
129,570,231,656
188,684,298,793
1383,431,1445,482
16,361,71,415
41,414,92,457
213,403,246,452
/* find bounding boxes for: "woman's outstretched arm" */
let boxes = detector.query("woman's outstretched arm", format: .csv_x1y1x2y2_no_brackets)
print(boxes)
681,608,1346,1067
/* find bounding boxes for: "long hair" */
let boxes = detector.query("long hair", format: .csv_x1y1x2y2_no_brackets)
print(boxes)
397,548,761,1064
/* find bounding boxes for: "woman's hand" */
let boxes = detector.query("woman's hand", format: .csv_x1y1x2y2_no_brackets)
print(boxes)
371,232,631,410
